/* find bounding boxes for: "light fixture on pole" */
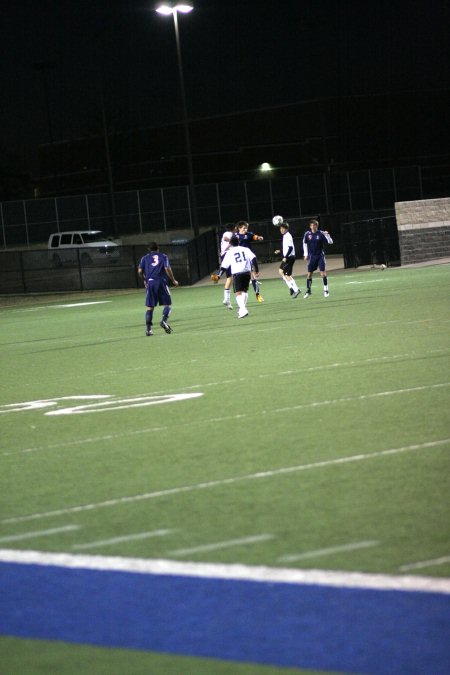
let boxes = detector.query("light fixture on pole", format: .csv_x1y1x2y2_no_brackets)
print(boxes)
156,1,199,239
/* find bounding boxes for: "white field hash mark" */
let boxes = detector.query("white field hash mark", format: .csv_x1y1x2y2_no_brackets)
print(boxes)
400,556,450,572
72,529,174,550
0,525,80,543
2,439,449,525
169,534,274,557
0,548,449,594
278,540,379,563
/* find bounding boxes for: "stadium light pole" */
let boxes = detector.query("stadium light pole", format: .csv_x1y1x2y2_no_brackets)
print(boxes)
156,2,200,239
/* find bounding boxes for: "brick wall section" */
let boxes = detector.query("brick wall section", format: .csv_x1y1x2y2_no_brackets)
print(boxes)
395,198,450,264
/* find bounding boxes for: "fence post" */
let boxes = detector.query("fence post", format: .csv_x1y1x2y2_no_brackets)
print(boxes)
0,202,5,248
136,190,143,234
85,195,91,230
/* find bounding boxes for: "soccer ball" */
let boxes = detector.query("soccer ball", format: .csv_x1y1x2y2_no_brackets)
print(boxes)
272,215,283,226
380,264,386,270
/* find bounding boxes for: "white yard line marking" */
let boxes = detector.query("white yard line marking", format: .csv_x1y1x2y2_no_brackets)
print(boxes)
0,548,449,594
20,301,112,311
269,382,450,412
169,534,274,557
400,556,450,572
278,541,379,563
345,280,388,285
3,381,449,456
0,526,80,543
72,529,174,550
2,439,449,525
98,347,450,377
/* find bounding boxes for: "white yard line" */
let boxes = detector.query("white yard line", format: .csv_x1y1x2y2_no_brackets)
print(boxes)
19,301,112,311
169,534,274,557
3,380,449,456
400,556,450,572
278,541,379,563
345,279,388,285
0,548,449,594
345,279,387,285
2,439,449,525
0,525,80,543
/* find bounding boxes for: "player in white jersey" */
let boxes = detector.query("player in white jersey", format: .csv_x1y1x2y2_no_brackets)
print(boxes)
220,235,260,318
274,222,301,298
211,224,235,309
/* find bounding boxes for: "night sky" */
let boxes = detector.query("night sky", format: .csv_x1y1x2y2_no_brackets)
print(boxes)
1,0,448,174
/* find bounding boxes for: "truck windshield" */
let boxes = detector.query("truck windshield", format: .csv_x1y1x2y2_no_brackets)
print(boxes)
83,232,109,243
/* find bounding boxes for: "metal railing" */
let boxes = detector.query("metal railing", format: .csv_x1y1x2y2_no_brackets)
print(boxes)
0,164,436,249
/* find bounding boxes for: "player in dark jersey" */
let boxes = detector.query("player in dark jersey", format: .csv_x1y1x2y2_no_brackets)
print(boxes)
237,221,264,302
138,242,179,335
302,219,333,298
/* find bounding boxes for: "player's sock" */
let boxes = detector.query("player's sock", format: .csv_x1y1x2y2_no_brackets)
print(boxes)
252,279,258,293
322,276,328,290
162,307,171,322
307,278,312,292
236,294,245,310
224,289,231,303
146,309,153,330
291,281,299,293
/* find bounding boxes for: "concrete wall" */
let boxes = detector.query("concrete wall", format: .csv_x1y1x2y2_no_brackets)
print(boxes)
395,198,450,264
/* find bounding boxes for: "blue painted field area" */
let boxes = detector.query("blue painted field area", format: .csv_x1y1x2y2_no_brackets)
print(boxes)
1,559,449,674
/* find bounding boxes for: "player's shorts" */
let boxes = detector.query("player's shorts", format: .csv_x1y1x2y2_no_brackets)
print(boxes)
145,278,172,307
280,255,296,276
308,253,326,273
233,271,251,293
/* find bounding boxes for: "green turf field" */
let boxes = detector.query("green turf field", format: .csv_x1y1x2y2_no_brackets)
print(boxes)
1,263,449,674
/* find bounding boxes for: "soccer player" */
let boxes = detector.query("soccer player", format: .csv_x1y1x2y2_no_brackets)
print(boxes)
220,235,259,319
302,218,333,298
274,222,301,298
236,220,264,302
211,223,235,310
137,242,179,336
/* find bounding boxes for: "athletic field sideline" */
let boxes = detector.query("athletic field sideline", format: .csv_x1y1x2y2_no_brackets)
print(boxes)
1,259,449,674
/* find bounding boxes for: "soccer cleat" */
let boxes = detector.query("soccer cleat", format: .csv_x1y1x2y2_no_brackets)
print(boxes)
304,291,311,299
324,290,330,297
238,309,249,319
160,320,172,334
289,288,294,296
292,290,300,299
256,293,264,303
145,329,153,336
223,301,233,310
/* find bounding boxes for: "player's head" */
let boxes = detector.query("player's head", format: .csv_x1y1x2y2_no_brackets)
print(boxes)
237,220,248,232
309,219,319,232
230,235,239,246
280,222,289,233
148,242,159,251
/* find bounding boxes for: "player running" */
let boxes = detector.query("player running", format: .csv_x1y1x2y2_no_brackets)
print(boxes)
220,235,260,319
138,242,179,336
236,221,264,302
